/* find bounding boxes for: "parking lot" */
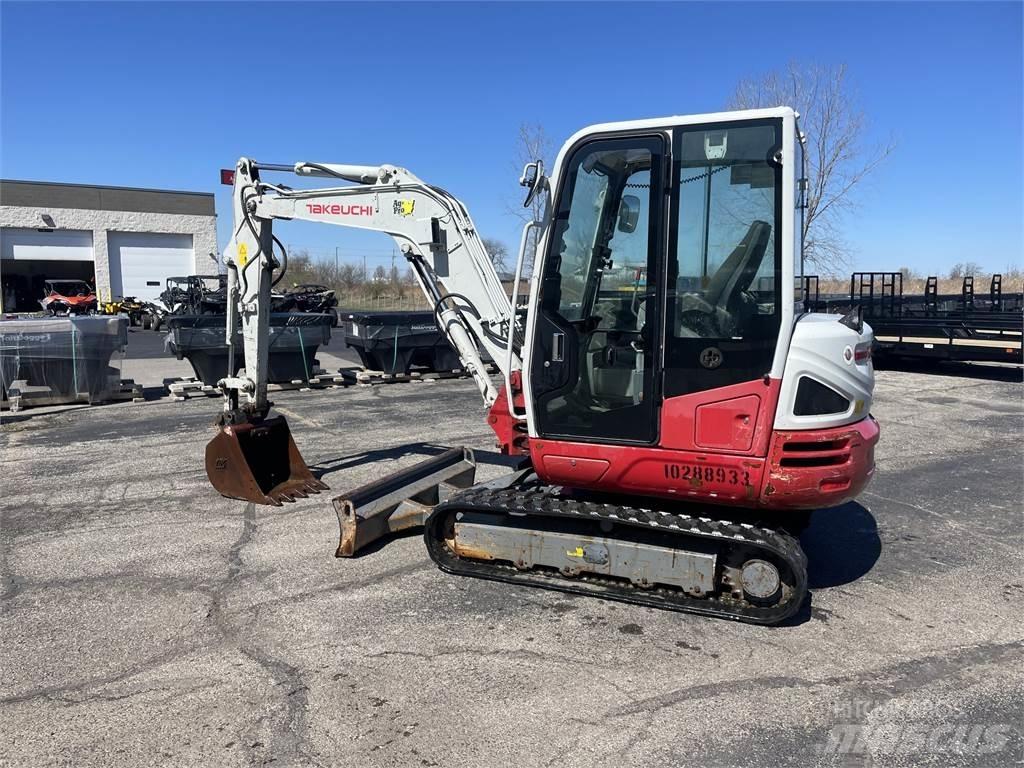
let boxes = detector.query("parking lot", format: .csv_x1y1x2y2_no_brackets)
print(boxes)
1,363,1022,767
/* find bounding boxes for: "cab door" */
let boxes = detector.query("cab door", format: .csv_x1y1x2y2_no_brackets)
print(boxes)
660,119,784,454
530,134,667,444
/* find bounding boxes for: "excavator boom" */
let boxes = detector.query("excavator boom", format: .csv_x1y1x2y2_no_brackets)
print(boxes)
205,156,533,509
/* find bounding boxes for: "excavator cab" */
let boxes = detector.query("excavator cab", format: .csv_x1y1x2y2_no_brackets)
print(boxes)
529,119,784,450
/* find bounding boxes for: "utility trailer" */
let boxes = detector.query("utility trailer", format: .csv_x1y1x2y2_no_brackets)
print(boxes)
808,273,1023,365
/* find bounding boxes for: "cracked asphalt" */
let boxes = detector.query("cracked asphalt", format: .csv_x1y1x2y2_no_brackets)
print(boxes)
1,363,1021,767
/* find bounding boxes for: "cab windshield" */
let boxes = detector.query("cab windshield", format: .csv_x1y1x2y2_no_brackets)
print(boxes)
671,123,781,339
46,281,92,296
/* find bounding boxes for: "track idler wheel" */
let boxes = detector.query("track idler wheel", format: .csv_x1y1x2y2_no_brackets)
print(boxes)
739,558,782,604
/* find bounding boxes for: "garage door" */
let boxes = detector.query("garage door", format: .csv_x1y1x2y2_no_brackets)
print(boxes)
1,228,97,311
108,232,194,302
1,228,94,261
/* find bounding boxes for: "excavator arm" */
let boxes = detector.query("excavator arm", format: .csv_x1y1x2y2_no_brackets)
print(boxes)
207,156,539,506
222,158,524,411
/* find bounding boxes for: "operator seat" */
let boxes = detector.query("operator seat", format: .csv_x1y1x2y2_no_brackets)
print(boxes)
704,220,772,310
677,220,772,336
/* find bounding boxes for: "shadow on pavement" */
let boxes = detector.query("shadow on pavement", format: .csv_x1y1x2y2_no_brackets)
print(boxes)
801,501,881,589
770,502,882,628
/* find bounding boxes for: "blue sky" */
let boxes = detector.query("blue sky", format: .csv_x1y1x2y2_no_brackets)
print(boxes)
2,1,1021,277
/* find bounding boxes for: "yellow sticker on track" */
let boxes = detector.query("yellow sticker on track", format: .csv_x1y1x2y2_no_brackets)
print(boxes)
566,546,584,558
237,243,248,266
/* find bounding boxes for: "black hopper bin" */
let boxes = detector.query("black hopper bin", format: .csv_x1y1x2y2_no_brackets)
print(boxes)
165,313,334,385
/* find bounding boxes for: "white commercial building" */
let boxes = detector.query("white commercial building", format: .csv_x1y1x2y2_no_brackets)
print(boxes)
0,179,219,312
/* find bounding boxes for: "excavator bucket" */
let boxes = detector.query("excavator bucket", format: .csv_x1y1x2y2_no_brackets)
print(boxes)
333,446,476,557
206,415,328,505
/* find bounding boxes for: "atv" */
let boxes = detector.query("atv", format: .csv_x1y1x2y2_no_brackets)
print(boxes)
279,283,339,324
39,280,97,316
159,275,227,316
102,296,149,326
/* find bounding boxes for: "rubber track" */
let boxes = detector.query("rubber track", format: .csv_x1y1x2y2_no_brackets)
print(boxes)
424,485,808,625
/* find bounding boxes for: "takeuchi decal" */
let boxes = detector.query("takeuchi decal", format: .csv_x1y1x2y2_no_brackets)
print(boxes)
306,203,373,216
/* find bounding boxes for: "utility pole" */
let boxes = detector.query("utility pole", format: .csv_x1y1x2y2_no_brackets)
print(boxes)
363,253,367,282
335,246,339,276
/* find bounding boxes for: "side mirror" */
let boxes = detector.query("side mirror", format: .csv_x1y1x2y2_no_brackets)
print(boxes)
617,195,641,233
520,160,546,208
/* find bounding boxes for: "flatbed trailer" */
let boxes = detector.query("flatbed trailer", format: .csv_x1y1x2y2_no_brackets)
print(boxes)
805,273,1022,365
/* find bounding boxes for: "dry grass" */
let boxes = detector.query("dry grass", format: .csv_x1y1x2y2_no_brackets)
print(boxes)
819,273,1023,297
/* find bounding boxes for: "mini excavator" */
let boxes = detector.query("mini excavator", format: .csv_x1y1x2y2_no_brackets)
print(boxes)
206,108,879,624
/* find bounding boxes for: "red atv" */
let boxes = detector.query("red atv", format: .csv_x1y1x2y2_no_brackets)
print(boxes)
39,279,97,316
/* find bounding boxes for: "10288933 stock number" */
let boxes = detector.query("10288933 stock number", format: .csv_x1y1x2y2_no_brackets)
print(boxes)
663,463,751,486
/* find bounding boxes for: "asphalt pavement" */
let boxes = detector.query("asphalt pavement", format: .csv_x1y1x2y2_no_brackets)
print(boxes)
1,364,1021,767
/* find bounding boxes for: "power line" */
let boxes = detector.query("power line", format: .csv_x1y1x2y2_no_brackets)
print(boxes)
283,243,408,267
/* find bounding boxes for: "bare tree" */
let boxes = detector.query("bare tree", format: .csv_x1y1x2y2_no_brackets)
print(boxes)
948,261,983,280
282,249,313,287
506,123,555,272
338,263,362,290
366,264,388,298
899,266,919,281
481,237,510,275
728,63,895,276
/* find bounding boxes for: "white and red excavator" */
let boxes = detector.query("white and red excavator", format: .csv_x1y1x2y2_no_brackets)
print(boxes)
205,107,879,624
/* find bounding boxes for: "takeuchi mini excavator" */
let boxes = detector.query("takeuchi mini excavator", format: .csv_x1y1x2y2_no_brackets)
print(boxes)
206,108,879,624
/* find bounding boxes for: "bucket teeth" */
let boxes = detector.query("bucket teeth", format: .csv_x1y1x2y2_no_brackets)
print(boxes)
268,480,324,505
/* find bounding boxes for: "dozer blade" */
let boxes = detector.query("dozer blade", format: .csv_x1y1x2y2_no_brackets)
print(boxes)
332,446,476,557
206,414,328,506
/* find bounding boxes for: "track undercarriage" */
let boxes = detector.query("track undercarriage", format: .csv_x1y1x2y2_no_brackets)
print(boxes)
331,448,809,626
424,480,808,626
